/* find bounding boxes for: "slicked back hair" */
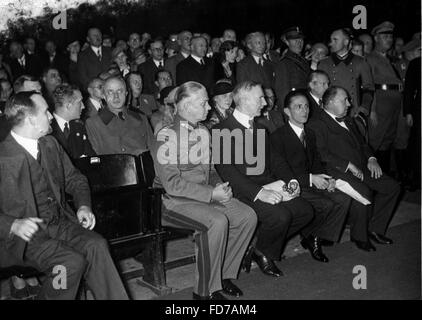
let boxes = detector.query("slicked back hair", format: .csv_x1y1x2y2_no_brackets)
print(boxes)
4,91,39,127
53,83,80,110
175,81,206,106
321,85,346,109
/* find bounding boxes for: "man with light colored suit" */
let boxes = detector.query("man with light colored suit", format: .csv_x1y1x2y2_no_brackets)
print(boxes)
152,81,257,300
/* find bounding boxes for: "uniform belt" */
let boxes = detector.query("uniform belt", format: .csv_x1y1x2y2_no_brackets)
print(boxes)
374,84,403,91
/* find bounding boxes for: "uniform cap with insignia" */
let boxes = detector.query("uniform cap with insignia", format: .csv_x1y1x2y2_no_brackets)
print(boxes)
371,21,395,36
282,26,305,40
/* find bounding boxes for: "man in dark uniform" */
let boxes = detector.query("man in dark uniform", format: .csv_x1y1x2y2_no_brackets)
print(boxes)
318,28,374,118
0,92,128,299
274,27,311,106
50,84,95,159
85,76,153,155
366,22,404,172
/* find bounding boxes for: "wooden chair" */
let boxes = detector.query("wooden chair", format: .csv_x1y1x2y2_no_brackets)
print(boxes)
74,154,170,295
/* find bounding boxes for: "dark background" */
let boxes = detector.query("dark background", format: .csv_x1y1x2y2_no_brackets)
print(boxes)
3,0,421,47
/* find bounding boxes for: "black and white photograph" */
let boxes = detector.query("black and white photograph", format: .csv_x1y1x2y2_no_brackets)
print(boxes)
0,0,420,306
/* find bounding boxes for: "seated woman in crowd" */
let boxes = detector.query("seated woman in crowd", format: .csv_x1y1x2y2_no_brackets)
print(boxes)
203,81,234,129
150,85,177,134
214,41,238,85
125,72,157,117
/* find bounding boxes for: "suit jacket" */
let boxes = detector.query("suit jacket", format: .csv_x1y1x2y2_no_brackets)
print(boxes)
82,98,105,120
255,109,285,134
50,118,96,159
0,134,90,266
214,62,236,85
213,113,294,202
176,56,215,93
8,53,43,80
138,58,163,95
236,55,275,90
307,110,374,196
164,53,187,84
306,91,324,120
274,50,311,105
0,114,11,142
270,123,325,188
77,46,112,91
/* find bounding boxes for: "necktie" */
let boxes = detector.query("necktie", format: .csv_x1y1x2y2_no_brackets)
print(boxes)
158,61,163,69
97,49,102,61
318,99,322,107
63,122,70,139
258,57,263,66
200,59,205,66
299,130,306,148
36,141,42,164
335,116,347,122
248,119,254,129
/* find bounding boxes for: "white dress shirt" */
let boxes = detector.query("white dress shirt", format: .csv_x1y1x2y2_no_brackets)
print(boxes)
191,55,205,65
91,46,102,57
90,98,102,111
309,92,322,107
233,109,254,129
11,130,38,160
251,54,264,66
153,59,164,68
288,121,312,187
53,113,69,132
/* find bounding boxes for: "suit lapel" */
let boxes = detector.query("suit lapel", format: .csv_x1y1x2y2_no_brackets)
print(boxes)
38,138,62,203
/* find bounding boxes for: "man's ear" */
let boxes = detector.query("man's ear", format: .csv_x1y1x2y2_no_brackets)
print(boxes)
283,107,291,118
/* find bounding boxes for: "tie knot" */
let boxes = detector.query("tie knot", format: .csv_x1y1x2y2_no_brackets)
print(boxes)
248,119,254,129
118,112,126,120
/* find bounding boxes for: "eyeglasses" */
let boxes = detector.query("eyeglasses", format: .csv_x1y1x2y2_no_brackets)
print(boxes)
105,89,125,96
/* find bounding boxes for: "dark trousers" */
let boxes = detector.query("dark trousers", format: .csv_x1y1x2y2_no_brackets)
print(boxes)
244,197,314,261
347,173,400,241
301,188,352,242
24,216,129,300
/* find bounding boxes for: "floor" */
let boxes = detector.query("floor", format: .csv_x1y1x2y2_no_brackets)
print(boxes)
1,190,420,300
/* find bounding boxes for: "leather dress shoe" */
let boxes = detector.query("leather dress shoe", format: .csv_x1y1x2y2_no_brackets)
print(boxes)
301,236,329,263
241,245,254,273
193,291,228,300
351,238,376,252
369,232,393,245
222,279,243,297
252,252,283,277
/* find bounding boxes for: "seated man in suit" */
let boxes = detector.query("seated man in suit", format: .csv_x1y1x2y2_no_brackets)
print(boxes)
83,78,105,120
50,84,95,159
152,81,257,300
271,90,353,262
176,36,215,93
0,92,128,299
308,86,400,251
214,81,314,277
85,76,153,155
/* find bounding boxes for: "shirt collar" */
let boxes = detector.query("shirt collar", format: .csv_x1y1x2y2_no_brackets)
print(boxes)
288,120,304,139
251,54,263,65
191,55,204,64
324,109,348,128
53,113,68,132
90,97,102,111
153,59,164,68
331,52,354,66
10,130,38,159
233,109,254,129
91,46,101,55
309,92,321,105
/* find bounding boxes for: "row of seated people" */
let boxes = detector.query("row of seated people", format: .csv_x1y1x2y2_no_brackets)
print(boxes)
0,76,400,300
